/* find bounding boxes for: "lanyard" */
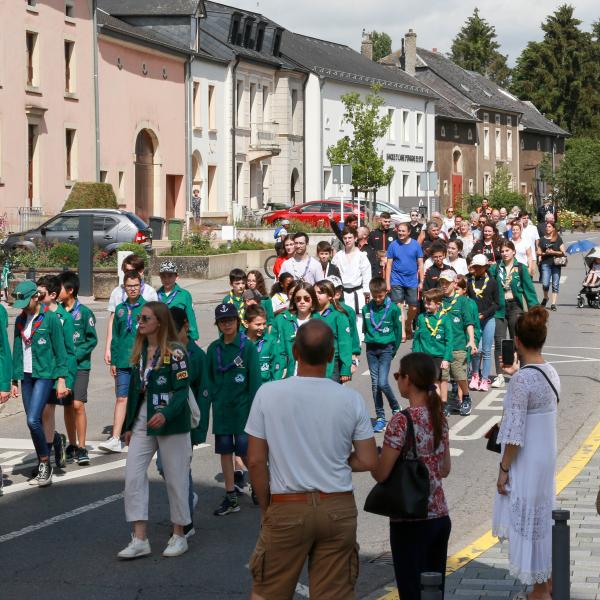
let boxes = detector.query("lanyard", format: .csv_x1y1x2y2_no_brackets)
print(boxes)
159,287,179,306
17,306,49,347
216,335,246,373
440,293,459,316
256,337,266,353
139,346,161,392
69,300,82,321
126,302,140,333
471,273,489,298
369,297,392,331
424,313,444,337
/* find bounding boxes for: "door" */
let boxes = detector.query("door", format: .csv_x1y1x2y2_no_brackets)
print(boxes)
165,175,182,220
452,174,462,208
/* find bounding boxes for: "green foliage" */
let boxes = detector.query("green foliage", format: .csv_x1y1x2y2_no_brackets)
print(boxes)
450,8,511,86
62,182,118,212
372,31,392,62
556,137,600,214
285,221,331,234
48,243,79,268
538,153,558,190
93,248,117,268
12,247,50,269
164,233,273,256
489,166,526,211
116,242,148,262
327,85,394,198
557,209,594,230
229,239,273,251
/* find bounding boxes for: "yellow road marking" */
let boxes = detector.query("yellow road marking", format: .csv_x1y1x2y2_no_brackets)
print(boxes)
375,419,600,600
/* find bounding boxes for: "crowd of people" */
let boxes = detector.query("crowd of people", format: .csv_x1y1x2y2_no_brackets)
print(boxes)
0,197,561,598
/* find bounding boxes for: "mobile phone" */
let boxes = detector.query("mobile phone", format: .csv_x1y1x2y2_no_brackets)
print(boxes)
501,339,515,366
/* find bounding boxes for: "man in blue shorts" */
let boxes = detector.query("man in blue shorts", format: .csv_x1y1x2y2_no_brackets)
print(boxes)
385,222,424,340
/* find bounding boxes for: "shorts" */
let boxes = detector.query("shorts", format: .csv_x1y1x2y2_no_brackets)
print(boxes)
390,285,418,306
431,356,443,380
214,433,248,456
72,370,90,403
46,385,74,406
115,368,131,398
441,350,468,382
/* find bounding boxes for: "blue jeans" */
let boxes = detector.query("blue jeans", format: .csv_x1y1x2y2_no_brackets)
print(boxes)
471,317,496,380
366,343,400,419
541,262,561,293
21,375,55,459
156,449,195,520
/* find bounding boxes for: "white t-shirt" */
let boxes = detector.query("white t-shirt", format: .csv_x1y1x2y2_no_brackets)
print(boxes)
513,238,530,266
107,281,158,313
22,313,35,374
280,256,323,285
245,377,373,493
423,257,468,276
522,224,540,254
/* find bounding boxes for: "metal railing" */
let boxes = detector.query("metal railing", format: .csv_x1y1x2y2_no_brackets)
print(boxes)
250,121,279,149
1,206,50,234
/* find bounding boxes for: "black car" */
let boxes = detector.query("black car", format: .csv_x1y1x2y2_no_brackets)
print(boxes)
1,209,152,253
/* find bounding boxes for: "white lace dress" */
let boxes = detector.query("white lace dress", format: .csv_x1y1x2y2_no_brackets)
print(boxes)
492,363,559,585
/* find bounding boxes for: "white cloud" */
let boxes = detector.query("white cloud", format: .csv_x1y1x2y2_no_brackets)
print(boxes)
225,0,598,64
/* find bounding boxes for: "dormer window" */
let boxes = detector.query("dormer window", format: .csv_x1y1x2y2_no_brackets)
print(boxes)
229,13,242,45
243,18,254,48
256,23,266,52
272,28,282,56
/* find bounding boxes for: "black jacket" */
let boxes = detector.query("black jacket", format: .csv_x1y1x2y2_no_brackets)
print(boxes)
360,244,382,278
368,227,398,252
423,264,455,292
467,274,500,320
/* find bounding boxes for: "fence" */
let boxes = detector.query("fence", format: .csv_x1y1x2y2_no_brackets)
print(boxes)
2,206,51,234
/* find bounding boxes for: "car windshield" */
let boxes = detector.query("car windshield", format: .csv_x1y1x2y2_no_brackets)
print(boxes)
124,212,148,229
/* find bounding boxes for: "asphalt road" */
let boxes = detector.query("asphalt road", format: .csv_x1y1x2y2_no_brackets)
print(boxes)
1,232,599,600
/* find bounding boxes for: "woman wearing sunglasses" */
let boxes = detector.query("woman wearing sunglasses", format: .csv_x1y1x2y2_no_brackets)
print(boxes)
118,301,192,559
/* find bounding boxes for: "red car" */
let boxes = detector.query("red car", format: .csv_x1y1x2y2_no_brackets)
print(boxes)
261,200,363,226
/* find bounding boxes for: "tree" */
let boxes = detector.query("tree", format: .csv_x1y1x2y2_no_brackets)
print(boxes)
511,5,600,136
372,31,392,62
488,166,525,211
538,153,557,192
450,9,511,87
556,137,600,214
327,85,394,217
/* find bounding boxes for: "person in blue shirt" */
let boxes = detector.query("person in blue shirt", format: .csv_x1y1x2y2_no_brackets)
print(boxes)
385,222,424,341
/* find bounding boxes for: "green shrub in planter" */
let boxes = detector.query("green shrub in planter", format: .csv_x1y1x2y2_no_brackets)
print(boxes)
48,243,79,268
62,182,118,211
117,242,148,262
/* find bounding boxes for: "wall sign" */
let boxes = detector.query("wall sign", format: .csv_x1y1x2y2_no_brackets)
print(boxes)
386,154,424,163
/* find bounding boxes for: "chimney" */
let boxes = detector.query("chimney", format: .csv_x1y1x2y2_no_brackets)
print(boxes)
404,29,417,76
361,29,373,61
432,47,437,53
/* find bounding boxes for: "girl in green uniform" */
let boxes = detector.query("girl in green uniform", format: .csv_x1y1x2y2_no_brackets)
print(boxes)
330,276,361,370
244,304,284,383
246,270,275,327
314,280,353,383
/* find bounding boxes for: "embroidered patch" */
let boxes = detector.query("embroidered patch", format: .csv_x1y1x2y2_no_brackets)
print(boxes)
381,326,390,334
88,317,94,326
73,332,80,340
203,390,209,397
164,355,170,364
345,327,350,333
179,361,186,369
172,348,184,361
157,376,167,385
234,373,245,384
75,313,82,320
152,394,160,406
436,334,442,339
159,393,170,406
171,362,179,371
118,309,124,318
260,363,270,372
38,338,47,345
176,370,188,380
453,317,460,323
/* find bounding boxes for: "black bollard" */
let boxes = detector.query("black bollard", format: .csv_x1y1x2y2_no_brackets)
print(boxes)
421,572,442,599
552,509,570,600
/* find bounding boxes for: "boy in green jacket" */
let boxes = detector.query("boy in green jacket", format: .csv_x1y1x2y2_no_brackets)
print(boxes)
330,276,361,370
58,271,98,465
222,268,247,322
361,277,402,433
206,303,261,516
244,304,284,383
99,271,146,453
0,300,12,494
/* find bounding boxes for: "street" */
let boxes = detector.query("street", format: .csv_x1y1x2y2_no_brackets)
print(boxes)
1,232,599,600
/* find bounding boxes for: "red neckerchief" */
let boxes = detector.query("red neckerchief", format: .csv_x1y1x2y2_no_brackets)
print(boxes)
16,305,49,347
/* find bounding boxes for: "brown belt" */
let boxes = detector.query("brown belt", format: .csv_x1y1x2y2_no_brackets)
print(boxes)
271,491,353,503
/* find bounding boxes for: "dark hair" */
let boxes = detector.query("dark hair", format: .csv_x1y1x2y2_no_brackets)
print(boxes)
229,268,247,284
380,211,391,219
247,270,267,296
399,353,445,449
289,281,317,314
448,238,463,252
169,306,188,332
245,304,267,322
123,270,142,284
315,280,347,315
397,222,410,232
278,234,295,257
424,288,445,304
499,239,516,253
369,277,387,295
316,240,333,253
518,210,529,218
344,214,358,224
515,306,548,350
293,232,309,244
271,272,295,296
293,319,334,366
341,227,357,238
455,274,468,291
429,241,447,256
122,254,145,272
37,274,61,297
58,271,79,297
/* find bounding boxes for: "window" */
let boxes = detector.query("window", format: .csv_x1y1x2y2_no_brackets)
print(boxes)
255,23,266,52
483,173,491,195
402,111,410,143
236,81,244,126
467,128,473,141
208,85,216,130
387,108,395,141
495,114,501,125
242,19,253,48
521,138,525,150
507,130,513,160
28,124,38,204
192,81,200,128
272,29,282,56
495,128,501,159
338,116,344,132
65,128,76,181
47,216,79,232
118,171,125,200
402,173,409,196
508,173,514,191
65,0,74,17
416,112,424,144
468,178,474,194
440,125,445,137
483,127,489,158
291,89,299,134
443,180,448,196
236,163,243,201
64,41,75,93
416,173,422,193
506,116,512,127
453,123,459,139
536,140,541,152
26,0,37,7
483,112,489,123
229,14,241,44
325,116,331,130
26,31,39,87
249,83,257,123
262,86,269,121
99,170,107,182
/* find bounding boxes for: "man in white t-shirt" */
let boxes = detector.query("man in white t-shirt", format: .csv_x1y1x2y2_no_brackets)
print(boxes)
246,319,376,600
280,232,323,285
519,211,540,255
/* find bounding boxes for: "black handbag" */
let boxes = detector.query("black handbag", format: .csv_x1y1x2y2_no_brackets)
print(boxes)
364,410,430,519
485,423,501,453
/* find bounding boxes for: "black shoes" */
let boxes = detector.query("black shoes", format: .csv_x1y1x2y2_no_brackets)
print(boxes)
541,298,548,307
53,432,66,469
65,444,78,464
76,447,90,465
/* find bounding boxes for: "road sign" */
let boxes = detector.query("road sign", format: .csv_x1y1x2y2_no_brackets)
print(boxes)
418,171,438,192
332,164,352,185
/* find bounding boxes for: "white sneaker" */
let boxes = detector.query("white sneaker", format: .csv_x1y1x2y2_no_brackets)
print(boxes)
192,492,199,511
117,535,151,560
162,534,188,557
491,375,505,389
98,436,123,453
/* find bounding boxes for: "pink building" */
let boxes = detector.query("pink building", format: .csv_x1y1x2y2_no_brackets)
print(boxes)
0,0,96,230
97,11,187,222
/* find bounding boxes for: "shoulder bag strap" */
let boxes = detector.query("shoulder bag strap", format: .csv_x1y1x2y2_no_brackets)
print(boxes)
522,365,559,403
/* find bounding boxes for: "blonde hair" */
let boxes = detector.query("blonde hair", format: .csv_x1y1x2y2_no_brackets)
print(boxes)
130,301,180,368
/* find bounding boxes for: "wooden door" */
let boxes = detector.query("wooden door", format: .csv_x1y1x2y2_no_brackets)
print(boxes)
452,174,462,208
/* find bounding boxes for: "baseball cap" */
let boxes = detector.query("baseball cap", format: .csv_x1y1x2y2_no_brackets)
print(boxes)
391,214,411,225
280,219,290,225
438,270,457,282
326,275,343,289
159,260,178,274
13,280,39,309
242,289,262,302
214,303,239,321
470,254,488,267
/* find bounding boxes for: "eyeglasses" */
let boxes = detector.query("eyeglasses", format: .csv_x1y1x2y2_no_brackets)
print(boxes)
125,284,141,290
136,314,152,323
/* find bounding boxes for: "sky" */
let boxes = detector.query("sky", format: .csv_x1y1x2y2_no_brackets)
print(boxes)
224,0,597,65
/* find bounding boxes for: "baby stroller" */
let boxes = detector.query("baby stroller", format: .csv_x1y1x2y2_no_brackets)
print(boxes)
576,246,600,309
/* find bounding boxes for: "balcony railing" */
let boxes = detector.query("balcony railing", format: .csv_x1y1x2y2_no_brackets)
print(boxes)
249,122,279,150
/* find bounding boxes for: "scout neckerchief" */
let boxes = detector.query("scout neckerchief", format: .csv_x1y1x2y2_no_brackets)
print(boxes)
159,285,179,306
424,312,444,337
139,345,161,392
369,297,392,331
125,300,141,333
499,261,516,291
216,334,246,373
121,281,145,304
471,273,490,298
226,293,245,321
440,292,459,316
320,306,333,318
68,300,82,322
255,337,267,354
17,305,49,347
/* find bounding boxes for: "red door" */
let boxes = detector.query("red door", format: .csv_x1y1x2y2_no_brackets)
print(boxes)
452,175,462,208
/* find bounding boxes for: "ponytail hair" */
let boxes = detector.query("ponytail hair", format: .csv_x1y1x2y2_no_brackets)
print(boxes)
399,352,445,449
315,280,347,315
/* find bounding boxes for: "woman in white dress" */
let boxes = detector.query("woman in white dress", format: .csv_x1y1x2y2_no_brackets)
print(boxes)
510,222,535,277
492,306,558,600
457,220,475,258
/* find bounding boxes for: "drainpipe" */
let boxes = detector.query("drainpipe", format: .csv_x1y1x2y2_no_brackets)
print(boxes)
185,54,194,231
301,71,309,205
92,0,100,180
230,56,240,221
423,99,431,214
319,76,325,197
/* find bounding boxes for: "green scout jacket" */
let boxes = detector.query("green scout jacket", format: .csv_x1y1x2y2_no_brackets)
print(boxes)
249,333,284,382
464,296,482,347
66,302,97,370
124,342,191,436
412,312,454,361
158,284,199,341
0,305,12,392
261,297,274,327
340,302,361,356
111,298,146,369
186,340,210,445
441,293,476,351
361,299,402,355
55,304,78,390
491,261,539,317
206,332,261,435
314,307,353,378
273,310,302,376
222,292,245,321
12,307,68,381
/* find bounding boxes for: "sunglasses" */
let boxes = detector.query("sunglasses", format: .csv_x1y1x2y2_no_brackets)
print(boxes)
136,314,152,323
14,292,36,300
295,295,311,302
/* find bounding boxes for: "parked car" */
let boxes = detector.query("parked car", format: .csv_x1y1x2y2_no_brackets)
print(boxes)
261,200,364,226
327,197,411,221
1,209,152,253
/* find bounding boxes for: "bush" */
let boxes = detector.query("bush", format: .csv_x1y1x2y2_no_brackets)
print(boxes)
62,182,118,212
94,248,117,268
116,242,148,262
557,209,593,231
229,238,273,251
12,246,50,269
48,243,79,268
